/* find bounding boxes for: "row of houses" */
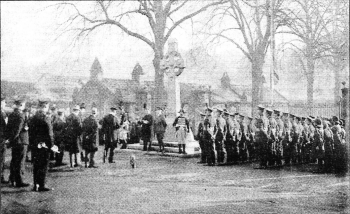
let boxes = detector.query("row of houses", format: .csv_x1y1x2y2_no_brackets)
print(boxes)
2,57,342,120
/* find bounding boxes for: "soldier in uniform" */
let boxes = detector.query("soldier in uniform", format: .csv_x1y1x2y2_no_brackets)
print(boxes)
255,105,269,169
204,107,216,166
313,118,325,172
289,114,299,165
79,103,87,163
282,112,292,166
82,107,99,168
173,109,190,154
232,113,241,164
141,105,153,152
196,112,207,163
154,107,167,153
53,109,66,167
274,110,284,167
1,95,9,184
6,99,30,187
238,114,249,163
295,116,304,164
213,108,227,165
323,120,334,173
223,110,234,164
101,107,120,163
265,108,277,167
308,116,317,163
29,100,55,191
65,105,83,167
246,116,255,163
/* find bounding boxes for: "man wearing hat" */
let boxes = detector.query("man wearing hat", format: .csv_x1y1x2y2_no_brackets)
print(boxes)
141,104,153,152
282,112,292,166
82,107,99,168
265,108,277,167
52,109,67,167
79,103,87,163
65,104,83,167
196,112,207,163
173,108,190,154
246,116,255,162
313,118,325,171
29,100,55,191
223,110,234,164
5,99,30,187
322,119,334,173
254,105,269,169
203,106,216,165
0,95,9,184
274,109,284,167
306,116,317,164
101,106,120,163
154,107,167,153
238,113,248,163
231,112,241,163
213,108,227,164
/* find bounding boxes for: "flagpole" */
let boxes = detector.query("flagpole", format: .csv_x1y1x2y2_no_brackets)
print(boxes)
270,0,275,106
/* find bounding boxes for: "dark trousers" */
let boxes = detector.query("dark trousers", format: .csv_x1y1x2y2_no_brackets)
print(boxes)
1,142,6,180
205,138,216,165
198,139,207,162
105,145,116,162
225,138,234,163
32,148,50,188
156,133,165,151
10,144,28,184
215,140,226,164
142,136,152,151
85,151,96,167
55,143,65,165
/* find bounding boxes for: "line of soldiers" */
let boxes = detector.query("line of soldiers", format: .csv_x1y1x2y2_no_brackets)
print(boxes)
196,105,348,173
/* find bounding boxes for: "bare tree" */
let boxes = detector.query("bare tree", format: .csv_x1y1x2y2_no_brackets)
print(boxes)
279,0,336,113
201,0,286,115
54,0,226,109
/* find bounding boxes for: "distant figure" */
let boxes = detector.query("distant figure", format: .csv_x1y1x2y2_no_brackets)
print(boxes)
101,106,120,163
53,109,66,167
130,154,136,169
65,105,83,167
141,106,153,151
82,107,99,168
154,107,167,153
129,116,141,144
119,113,130,149
173,109,189,154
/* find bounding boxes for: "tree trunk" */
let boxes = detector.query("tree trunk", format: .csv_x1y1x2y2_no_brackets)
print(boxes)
153,53,165,111
306,58,315,115
251,57,265,117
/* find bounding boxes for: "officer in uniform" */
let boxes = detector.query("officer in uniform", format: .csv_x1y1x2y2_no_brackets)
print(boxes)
29,100,55,191
254,105,269,168
314,118,325,172
6,99,30,187
141,105,153,152
1,95,9,184
308,116,316,163
323,119,334,173
282,112,292,166
196,112,207,163
82,107,99,168
223,110,234,164
204,107,216,166
65,105,83,167
295,116,304,164
213,108,227,165
265,108,276,167
238,114,248,163
246,116,255,163
53,109,66,167
274,109,284,166
289,114,299,165
173,109,190,154
101,106,120,163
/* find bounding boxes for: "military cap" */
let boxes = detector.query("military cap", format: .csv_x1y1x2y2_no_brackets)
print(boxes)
229,112,235,117
340,119,345,126
314,118,323,128
38,100,49,107
110,106,117,111
199,112,206,116
156,107,163,111
265,108,273,113
72,104,80,110
239,113,245,118
289,114,295,118
283,112,289,116
223,109,230,115
234,112,240,116
80,103,86,109
257,104,265,110
307,116,314,121
178,108,185,113
332,116,340,125
247,116,253,120
14,99,25,106
205,107,213,112
301,116,306,120
215,107,224,112
295,116,301,121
